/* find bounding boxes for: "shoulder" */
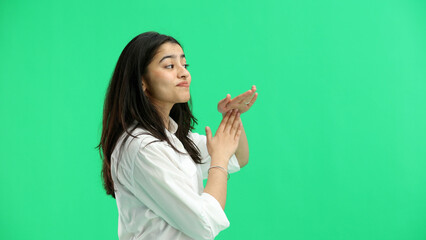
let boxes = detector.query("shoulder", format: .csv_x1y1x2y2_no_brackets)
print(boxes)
188,131,206,144
112,127,178,189
113,127,167,166
122,127,165,154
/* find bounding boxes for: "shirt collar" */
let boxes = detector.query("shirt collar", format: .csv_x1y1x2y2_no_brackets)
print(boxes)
167,116,178,134
131,117,178,134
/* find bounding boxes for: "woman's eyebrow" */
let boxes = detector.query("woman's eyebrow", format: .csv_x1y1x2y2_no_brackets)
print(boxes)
159,54,185,63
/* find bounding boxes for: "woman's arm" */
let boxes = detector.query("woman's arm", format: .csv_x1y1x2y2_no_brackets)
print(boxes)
221,112,249,168
204,110,242,210
234,121,249,168
217,86,257,168
129,139,231,240
201,113,249,168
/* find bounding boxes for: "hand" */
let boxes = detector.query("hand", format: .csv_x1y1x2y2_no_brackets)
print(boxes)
205,109,243,163
217,85,258,115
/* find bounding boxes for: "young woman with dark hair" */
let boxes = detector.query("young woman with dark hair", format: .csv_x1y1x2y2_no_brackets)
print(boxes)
97,31,257,240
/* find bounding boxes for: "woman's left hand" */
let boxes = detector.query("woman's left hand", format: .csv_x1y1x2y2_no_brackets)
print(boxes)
217,85,258,115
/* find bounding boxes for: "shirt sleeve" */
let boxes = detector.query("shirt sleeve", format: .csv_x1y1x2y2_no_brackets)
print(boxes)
190,132,241,180
129,138,230,240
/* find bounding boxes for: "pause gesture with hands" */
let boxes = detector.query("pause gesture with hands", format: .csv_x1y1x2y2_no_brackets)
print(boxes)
217,85,258,115
205,109,243,163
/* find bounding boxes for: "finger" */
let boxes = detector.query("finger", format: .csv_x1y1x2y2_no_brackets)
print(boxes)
239,89,258,104
218,94,231,106
218,97,226,105
230,112,241,135
225,93,250,110
224,94,232,108
205,126,212,142
230,90,251,103
224,109,236,131
247,92,258,107
247,86,257,96
217,109,232,133
238,91,256,106
234,121,243,141
218,96,229,110
224,109,238,133
237,90,255,104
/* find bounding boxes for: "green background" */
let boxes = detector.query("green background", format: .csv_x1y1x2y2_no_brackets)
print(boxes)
1,0,425,239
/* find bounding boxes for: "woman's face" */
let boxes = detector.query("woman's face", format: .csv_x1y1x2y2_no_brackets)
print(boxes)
142,42,191,107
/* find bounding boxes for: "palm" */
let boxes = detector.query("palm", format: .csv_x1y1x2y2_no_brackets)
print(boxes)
217,85,258,114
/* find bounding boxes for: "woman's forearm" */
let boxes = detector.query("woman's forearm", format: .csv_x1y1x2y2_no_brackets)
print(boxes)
203,156,229,210
205,115,248,209
235,122,249,168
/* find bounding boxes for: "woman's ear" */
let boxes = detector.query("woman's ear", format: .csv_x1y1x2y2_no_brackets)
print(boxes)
141,77,147,92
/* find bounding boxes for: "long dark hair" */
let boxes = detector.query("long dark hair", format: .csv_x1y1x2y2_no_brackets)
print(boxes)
97,32,202,198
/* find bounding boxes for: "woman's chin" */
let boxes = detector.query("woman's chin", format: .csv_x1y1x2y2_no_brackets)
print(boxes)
182,94,191,102
176,96,190,103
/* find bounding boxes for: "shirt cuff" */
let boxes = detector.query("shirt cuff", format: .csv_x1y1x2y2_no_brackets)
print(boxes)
200,192,230,238
228,154,241,174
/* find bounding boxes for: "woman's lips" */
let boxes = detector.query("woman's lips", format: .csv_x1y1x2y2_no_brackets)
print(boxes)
177,82,190,87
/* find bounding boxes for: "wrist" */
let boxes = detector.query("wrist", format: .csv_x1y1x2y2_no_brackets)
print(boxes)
210,155,229,168
208,165,230,180
221,110,243,117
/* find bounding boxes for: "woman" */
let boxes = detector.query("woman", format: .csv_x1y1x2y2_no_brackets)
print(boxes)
98,31,257,240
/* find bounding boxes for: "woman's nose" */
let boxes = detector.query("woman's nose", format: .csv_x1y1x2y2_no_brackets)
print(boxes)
178,65,189,79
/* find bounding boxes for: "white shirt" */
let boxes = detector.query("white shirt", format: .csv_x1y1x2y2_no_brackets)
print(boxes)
111,117,241,240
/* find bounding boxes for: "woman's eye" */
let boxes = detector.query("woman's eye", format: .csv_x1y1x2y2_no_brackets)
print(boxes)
165,64,189,69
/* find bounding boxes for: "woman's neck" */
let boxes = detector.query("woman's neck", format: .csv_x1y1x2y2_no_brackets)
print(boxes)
153,102,173,131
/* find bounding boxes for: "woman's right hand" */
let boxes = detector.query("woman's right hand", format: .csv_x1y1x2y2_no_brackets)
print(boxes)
205,109,243,165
